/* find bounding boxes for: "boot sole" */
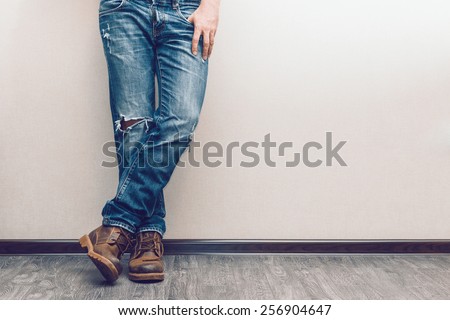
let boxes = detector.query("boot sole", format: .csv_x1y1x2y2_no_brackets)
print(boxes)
128,272,165,282
79,234,120,282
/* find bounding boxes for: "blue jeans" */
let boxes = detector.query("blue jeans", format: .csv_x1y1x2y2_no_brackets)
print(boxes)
98,0,208,238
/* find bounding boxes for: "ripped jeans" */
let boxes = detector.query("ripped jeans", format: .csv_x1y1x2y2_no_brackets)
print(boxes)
98,0,208,238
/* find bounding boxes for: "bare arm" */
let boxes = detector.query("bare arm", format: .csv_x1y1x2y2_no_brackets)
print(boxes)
187,0,221,60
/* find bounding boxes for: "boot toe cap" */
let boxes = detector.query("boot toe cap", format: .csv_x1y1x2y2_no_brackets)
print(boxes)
129,259,164,274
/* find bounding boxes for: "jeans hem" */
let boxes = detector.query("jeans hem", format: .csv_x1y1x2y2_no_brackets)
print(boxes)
103,218,137,234
137,226,165,239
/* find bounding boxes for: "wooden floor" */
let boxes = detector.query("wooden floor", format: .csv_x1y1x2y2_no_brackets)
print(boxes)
0,254,449,299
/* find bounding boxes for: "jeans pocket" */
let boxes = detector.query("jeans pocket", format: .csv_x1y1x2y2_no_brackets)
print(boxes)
99,0,128,16
175,4,198,27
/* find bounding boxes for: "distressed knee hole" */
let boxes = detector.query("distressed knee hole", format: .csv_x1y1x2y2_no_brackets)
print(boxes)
121,118,142,130
115,116,153,133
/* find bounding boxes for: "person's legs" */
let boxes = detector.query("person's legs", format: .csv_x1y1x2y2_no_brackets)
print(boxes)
81,0,208,282
125,0,208,281
80,0,158,282
99,0,161,235
135,0,208,237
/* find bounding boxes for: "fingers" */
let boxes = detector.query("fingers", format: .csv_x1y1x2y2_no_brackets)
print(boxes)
208,31,215,58
188,15,218,59
202,32,210,60
192,27,202,56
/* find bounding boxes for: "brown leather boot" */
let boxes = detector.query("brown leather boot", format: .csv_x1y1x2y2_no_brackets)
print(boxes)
128,231,165,282
79,225,135,282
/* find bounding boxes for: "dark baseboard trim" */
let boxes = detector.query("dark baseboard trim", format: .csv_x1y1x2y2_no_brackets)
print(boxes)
0,240,450,255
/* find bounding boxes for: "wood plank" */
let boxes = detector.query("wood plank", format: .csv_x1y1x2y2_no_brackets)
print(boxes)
0,255,450,299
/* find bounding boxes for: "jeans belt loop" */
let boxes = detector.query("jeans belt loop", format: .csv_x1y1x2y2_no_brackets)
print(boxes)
172,0,179,10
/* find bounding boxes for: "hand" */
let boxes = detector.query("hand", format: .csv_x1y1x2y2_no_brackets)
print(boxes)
187,0,221,60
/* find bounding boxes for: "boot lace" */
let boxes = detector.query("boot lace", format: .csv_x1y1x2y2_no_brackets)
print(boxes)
108,229,135,258
134,233,164,259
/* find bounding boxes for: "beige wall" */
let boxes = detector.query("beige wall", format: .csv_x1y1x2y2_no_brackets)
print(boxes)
1,0,450,240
